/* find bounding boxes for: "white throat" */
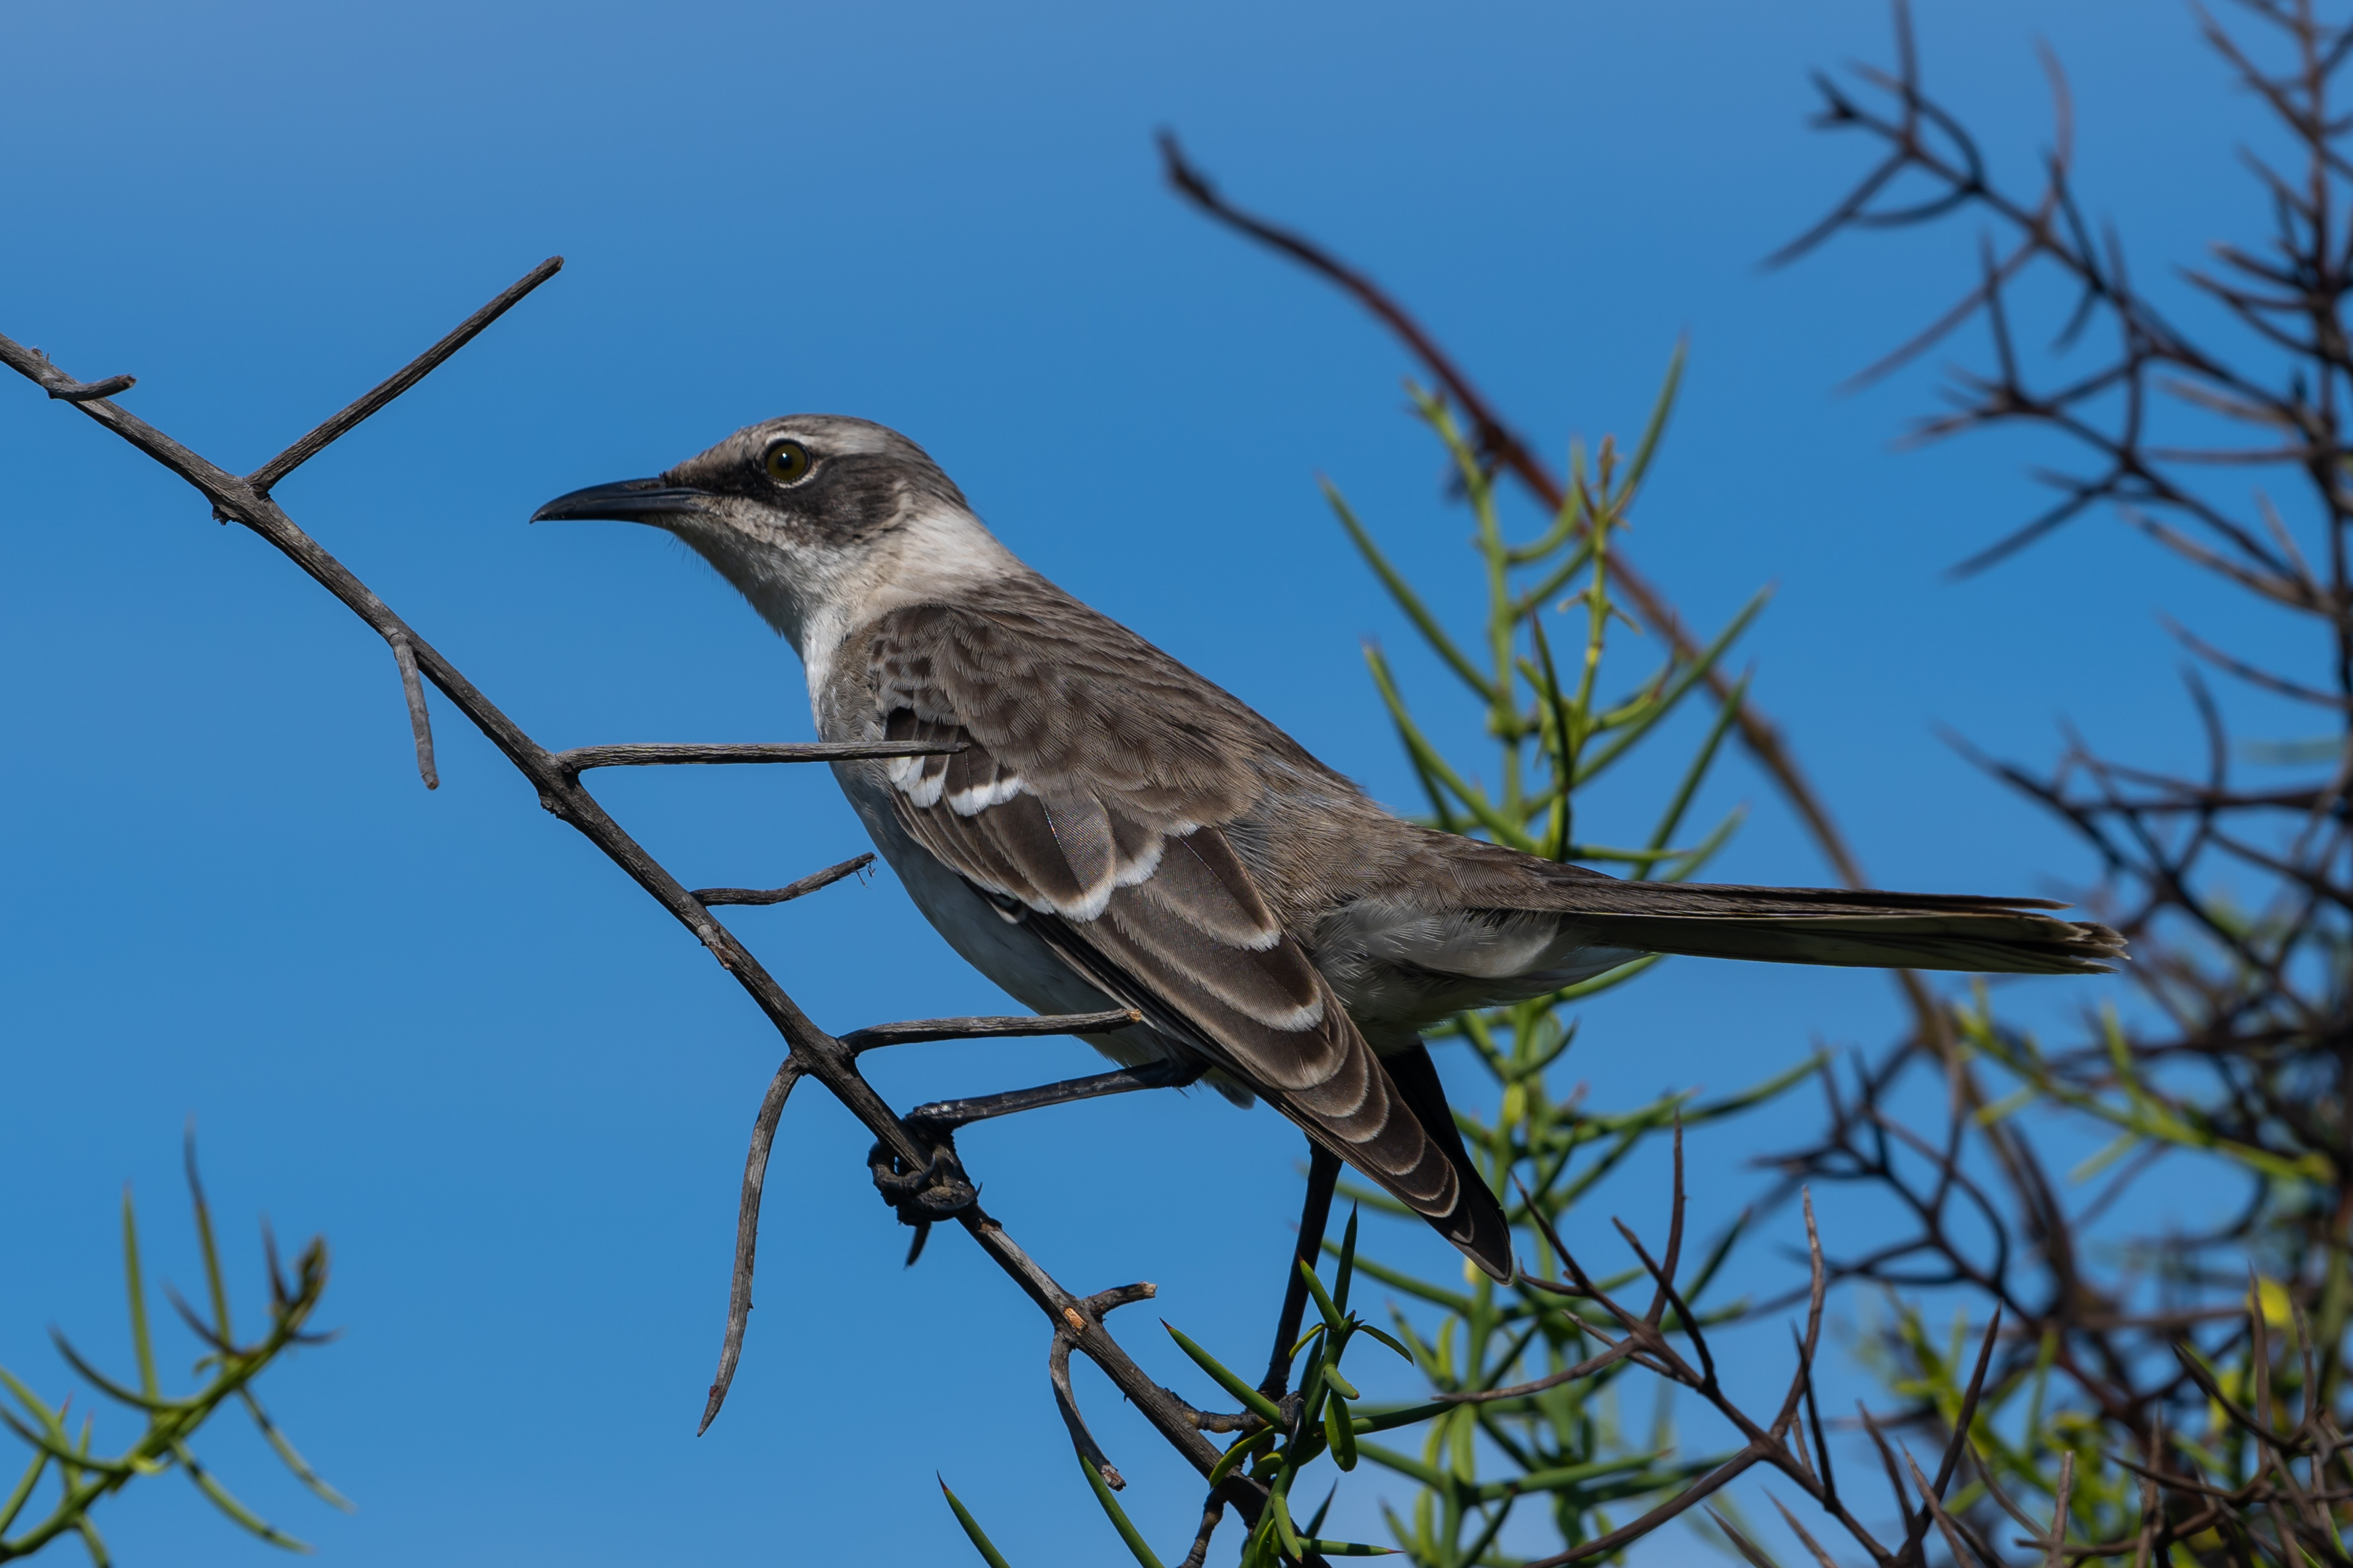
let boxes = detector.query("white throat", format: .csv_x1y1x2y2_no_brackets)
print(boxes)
788,503,1024,715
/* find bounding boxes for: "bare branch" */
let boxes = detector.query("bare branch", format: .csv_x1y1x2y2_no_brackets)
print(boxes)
248,256,563,494
700,1056,804,1436
555,741,962,772
693,853,875,908
841,1010,1143,1054
387,633,438,790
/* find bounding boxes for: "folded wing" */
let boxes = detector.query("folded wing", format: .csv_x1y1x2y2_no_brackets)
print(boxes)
866,598,1515,1279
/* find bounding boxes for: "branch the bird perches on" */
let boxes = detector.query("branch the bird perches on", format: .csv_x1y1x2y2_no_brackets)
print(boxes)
0,262,1269,1522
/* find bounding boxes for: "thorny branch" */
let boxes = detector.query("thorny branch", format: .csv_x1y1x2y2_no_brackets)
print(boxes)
1398,1115,2353,1568
0,262,1269,1528
1173,3,2353,1559
1743,3,2353,1565
1158,136,1894,923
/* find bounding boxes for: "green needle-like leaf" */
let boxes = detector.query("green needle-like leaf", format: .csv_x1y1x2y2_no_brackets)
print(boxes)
0,1408,139,1479
120,1189,159,1403
1325,1392,1360,1470
1574,589,1769,786
937,1477,1017,1568
1631,669,1749,880
1163,1324,1285,1426
1334,1207,1361,1314
1079,1456,1167,1568
1269,1487,1305,1560
1208,1428,1276,1487
1299,1260,1348,1336
174,1442,311,1552
1327,480,1493,701
0,1367,66,1434
46,1335,185,1416
1611,340,1686,504
240,1392,353,1512
1350,1399,1455,1434
185,1130,234,1346
1320,1246,1471,1315
0,1443,50,1535
1363,645,1533,847
75,1512,113,1568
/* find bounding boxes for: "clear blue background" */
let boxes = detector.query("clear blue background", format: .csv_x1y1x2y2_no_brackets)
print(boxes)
0,2,2303,1563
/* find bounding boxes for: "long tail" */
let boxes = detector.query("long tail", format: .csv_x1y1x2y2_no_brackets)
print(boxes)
1542,880,2123,974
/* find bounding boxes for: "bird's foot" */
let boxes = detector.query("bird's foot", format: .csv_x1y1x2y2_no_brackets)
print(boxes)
868,1132,979,1268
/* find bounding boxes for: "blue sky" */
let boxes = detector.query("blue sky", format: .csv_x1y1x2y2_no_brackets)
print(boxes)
0,2,2303,1563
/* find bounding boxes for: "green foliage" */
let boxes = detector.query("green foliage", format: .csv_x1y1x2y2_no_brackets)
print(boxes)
0,1144,342,1563
1171,1224,1409,1566
1323,364,1811,1566
943,1219,1410,1563
936,352,1798,1568
1761,6,2353,1563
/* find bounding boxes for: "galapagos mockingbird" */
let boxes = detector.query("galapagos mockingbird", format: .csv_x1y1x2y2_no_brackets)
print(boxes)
534,414,2123,1285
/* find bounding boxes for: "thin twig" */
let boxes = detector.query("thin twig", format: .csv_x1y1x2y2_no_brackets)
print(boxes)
247,256,564,494
700,1056,804,1435
1051,1285,1157,1491
555,741,963,772
387,633,438,790
840,1010,1143,1054
693,853,874,907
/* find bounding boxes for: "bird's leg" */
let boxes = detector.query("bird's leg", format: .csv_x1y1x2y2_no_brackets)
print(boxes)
1259,1143,1343,1403
902,1060,1204,1133
877,1059,1206,1268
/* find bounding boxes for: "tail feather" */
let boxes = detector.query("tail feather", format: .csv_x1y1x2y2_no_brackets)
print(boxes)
1538,879,2124,975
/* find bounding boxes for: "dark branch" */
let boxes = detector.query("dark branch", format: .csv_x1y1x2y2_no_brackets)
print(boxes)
555,741,964,772
700,1056,804,1435
693,853,875,907
841,1009,1142,1054
248,256,564,494
388,633,438,790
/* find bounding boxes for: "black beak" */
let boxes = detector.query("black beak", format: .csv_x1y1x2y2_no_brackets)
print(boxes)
530,477,712,524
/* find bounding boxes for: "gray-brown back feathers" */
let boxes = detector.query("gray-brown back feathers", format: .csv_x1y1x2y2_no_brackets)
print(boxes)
840,584,1517,1276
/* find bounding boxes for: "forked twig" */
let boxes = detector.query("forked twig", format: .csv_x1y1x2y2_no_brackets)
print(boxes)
1050,1284,1158,1491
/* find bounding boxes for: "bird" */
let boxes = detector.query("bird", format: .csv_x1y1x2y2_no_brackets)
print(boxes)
533,413,2124,1284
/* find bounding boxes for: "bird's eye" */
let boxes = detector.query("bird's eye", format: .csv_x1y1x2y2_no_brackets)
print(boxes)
764,439,813,484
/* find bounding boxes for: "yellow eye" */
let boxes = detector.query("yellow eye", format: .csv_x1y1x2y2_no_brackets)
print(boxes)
764,439,812,484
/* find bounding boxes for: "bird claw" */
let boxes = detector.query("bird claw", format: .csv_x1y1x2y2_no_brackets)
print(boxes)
868,1131,979,1242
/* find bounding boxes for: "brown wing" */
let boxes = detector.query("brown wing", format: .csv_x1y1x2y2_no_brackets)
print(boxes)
865,597,1513,1279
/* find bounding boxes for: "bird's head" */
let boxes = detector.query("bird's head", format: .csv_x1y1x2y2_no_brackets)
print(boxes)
532,413,1012,653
